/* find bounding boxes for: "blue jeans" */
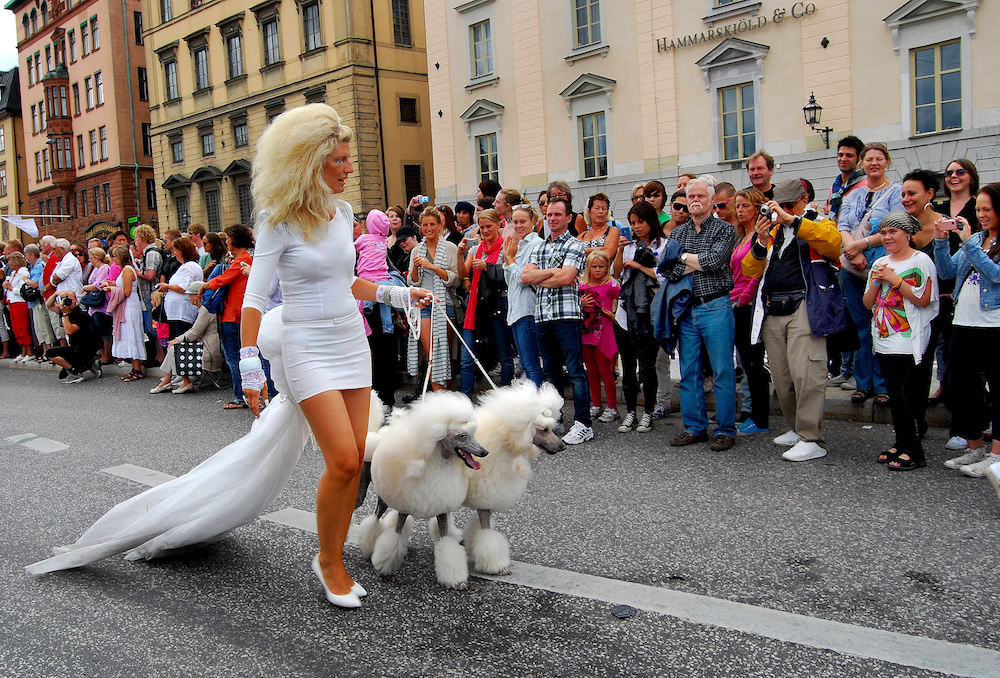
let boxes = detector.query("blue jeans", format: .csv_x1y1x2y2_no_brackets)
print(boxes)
461,314,514,397
535,319,591,427
511,316,544,387
677,296,737,437
220,321,276,401
840,270,885,393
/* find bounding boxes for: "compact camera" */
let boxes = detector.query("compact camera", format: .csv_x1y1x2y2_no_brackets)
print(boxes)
417,195,430,204
939,218,959,231
760,205,778,223
61,296,73,307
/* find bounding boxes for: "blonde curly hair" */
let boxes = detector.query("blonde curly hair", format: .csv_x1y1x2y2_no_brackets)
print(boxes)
251,104,354,241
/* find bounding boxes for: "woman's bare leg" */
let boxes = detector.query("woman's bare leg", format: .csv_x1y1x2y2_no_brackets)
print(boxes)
298,387,370,594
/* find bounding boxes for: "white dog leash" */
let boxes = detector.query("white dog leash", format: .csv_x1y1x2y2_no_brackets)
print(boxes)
419,298,499,397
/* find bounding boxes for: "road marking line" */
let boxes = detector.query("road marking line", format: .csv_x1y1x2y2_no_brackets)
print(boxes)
95,464,1000,676
5,434,37,444
21,437,69,454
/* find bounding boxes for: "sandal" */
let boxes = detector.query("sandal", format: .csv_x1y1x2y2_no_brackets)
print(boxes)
851,389,874,404
877,448,898,464
874,393,890,407
122,370,145,382
223,400,248,410
888,451,926,471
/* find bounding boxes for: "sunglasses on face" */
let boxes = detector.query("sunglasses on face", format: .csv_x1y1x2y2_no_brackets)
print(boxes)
672,202,689,212
713,199,731,210
945,168,969,178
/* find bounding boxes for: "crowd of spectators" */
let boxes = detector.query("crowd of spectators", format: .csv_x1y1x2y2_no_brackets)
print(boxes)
2,139,999,491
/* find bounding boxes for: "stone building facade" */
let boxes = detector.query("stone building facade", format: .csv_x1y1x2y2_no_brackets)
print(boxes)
425,0,998,217
9,0,157,243
142,0,433,233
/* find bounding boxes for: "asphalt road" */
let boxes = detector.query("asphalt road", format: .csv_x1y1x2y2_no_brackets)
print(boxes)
2,364,999,678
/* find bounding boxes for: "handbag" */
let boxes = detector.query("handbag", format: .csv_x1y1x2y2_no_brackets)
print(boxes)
173,341,204,378
20,282,42,303
79,289,107,308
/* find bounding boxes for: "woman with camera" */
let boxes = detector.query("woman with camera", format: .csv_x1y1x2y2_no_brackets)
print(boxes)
934,183,1000,478
863,211,938,470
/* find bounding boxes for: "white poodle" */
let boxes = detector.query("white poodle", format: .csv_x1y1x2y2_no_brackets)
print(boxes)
462,382,565,575
357,391,487,589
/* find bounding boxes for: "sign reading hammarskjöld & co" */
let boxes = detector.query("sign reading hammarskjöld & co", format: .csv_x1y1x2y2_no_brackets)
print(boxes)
655,3,818,53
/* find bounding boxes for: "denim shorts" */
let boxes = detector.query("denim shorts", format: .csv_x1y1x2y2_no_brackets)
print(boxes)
420,304,455,319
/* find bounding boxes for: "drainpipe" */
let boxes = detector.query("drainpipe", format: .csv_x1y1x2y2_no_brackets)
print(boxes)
370,0,388,207
122,0,141,227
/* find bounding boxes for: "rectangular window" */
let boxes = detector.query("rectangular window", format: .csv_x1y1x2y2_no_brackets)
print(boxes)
263,19,280,65
99,126,108,160
42,148,50,178
31,104,37,134
194,47,209,90
913,40,962,135
0,128,4,152
58,38,66,66
475,133,498,183
59,85,68,116
579,112,608,179
85,76,94,109
399,97,418,124
62,138,71,168
103,183,111,212
164,61,179,99
72,83,80,115
171,139,184,163
53,139,62,170
470,20,493,79
205,189,220,231
134,11,143,45
56,196,63,220
201,131,214,156
93,187,100,214
161,0,172,23
138,67,148,101
175,194,189,228
142,123,153,156
391,0,411,47
34,51,40,82
81,189,88,217
403,164,423,203
27,57,33,86
95,72,103,105
237,182,253,225
233,120,248,147
69,30,77,62
719,83,755,161
81,22,90,56
303,2,321,51
39,100,46,130
45,45,52,72
0,166,7,197
90,129,98,163
91,17,100,50
77,135,85,168
35,152,41,181
146,178,157,210
227,34,244,78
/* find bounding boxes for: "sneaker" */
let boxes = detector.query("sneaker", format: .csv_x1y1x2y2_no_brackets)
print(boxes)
960,454,1000,478
669,430,708,447
58,368,68,380
711,434,735,451
945,436,969,451
840,377,857,391
651,404,668,421
944,447,989,469
773,430,802,447
589,405,603,419
598,408,619,423
737,420,769,435
618,412,637,432
636,413,653,433
702,376,714,393
987,461,1000,501
782,440,827,462
562,420,594,445
61,372,85,384
90,359,103,378
827,374,849,387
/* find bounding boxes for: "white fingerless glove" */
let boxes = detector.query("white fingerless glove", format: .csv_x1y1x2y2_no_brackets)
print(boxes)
375,284,411,309
239,346,266,392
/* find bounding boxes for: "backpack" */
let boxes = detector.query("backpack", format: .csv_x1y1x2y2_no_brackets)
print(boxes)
202,262,228,315
141,245,168,279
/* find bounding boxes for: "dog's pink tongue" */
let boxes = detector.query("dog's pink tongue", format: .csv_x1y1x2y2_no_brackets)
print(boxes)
464,453,481,471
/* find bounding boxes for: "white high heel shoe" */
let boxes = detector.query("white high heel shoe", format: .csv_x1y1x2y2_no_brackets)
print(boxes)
311,555,361,608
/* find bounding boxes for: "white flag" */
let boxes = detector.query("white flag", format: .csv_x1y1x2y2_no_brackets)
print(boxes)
0,216,39,238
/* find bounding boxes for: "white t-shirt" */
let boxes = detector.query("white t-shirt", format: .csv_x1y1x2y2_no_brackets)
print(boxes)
164,261,203,323
954,269,1000,328
868,250,939,359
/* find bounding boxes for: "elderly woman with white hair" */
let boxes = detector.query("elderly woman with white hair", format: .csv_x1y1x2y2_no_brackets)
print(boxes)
149,280,223,394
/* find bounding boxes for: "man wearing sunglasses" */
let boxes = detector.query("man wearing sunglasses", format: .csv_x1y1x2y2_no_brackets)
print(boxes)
713,182,737,226
826,135,867,220
668,192,689,234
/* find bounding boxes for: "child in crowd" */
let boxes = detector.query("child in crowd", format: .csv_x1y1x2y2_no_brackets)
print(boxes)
580,250,620,423
355,209,396,337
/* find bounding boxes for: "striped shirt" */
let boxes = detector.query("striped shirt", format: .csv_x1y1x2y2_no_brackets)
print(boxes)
528,230,587,323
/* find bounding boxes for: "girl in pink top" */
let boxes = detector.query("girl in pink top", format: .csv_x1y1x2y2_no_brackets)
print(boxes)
355,210,391,283
580,250,620,421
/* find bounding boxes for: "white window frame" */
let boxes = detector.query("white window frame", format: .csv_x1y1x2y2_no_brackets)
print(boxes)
95,71,103,105
702,0,762,27
460,98,504,189
884,0,977,138
696,38,767,164
457,1,498,92
566,0,609,64
718,82,757,162
577,111,608,180
164,60,179,100
559,73,615,181
301,1,322,53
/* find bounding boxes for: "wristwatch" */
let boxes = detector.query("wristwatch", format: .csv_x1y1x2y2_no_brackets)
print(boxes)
681,253,689,264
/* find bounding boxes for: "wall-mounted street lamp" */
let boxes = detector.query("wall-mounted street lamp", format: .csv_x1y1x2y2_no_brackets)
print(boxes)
802,92,833,150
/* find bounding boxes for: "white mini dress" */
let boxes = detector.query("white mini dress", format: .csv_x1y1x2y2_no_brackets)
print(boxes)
243,203,371,402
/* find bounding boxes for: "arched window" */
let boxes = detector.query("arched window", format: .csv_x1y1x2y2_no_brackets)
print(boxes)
40,2,48,26
30,9,37,34
22,14,29,39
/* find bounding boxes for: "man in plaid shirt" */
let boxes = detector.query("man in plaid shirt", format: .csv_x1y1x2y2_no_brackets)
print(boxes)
664,177,738,452
522,197,593,445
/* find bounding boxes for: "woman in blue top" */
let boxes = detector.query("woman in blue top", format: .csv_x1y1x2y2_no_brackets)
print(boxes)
933,183,1000,479
837,142,903,406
